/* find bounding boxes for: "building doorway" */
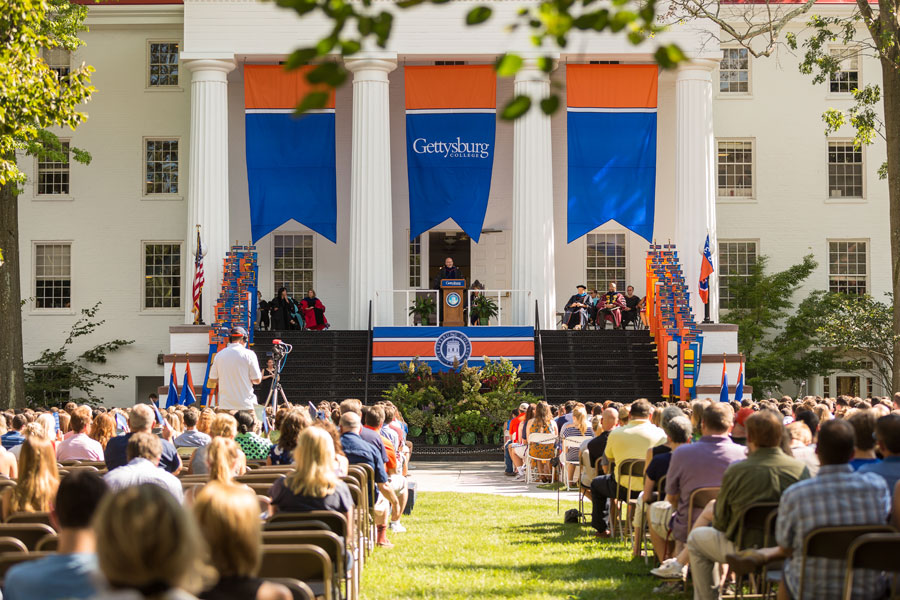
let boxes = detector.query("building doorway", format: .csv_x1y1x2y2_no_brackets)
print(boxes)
428,231,471,287
836,375,860,398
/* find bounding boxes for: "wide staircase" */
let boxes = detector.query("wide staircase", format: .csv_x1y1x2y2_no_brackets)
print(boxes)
253,328,663,405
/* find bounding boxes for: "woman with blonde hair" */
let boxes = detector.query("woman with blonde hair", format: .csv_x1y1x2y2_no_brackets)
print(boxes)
207,438,243,486
526,401,558,482
189,414,245,476
93,484,211,600
1,436,59,520
90,412,116,450
165,412,183,436
194,483,292,600
196,409,215,436
559,405,593,483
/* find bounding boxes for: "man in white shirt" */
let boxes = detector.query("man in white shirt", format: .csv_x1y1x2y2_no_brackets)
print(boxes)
104,432,184,503
56,406,104,462
207,326,263,411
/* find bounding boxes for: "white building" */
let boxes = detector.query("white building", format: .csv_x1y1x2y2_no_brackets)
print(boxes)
17,0,890,405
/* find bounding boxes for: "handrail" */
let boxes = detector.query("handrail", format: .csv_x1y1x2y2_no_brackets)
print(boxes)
467,289,531,326
364,300,373,404
534,300,548,401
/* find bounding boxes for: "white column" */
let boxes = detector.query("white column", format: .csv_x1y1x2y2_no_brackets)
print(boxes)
512,58,557,329
346,54,397,330
183,57,236,325
674,58,719,323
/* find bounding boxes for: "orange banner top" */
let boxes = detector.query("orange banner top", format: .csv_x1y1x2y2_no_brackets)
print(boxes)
566,64,658,109
244,64,336,110
405,65,496,110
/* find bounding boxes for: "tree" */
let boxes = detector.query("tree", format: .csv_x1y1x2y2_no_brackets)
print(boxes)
24,302,133,407
722,255,838,396
0,0,94,408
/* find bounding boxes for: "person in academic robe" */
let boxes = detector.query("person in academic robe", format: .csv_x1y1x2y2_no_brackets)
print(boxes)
256,290,270,331
620,285,641,329
597,282,627,329
562,285,591,330
587,289,600,325
270,287,298,331
299,289,329,330
431,257,462,289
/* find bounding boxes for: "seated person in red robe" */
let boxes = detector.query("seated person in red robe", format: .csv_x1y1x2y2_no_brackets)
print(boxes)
299,289,329,330
597,282,626,329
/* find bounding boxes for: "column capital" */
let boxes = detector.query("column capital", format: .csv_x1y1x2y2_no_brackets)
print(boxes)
344,53,398,80
676,57,719,82
183,56,236,83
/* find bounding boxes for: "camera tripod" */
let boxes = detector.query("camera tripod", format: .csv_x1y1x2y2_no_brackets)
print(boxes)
264,341,292,412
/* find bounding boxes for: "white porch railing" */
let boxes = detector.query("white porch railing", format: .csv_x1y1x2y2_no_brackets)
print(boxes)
373,289,533,327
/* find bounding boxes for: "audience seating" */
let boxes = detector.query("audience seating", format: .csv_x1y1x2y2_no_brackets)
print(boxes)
0,523,56,550
265,578,316,600
685,486,720,536
236,472,286,485
524,432,558,484
0,480,16,492
560,435,592,490
267,511,349,539
259,544,333,600
6,511,53,527
727,502,779,599
35,534,58,552
0,537,27,554
262,530,349,600
610,458,644,541
842,532,900,600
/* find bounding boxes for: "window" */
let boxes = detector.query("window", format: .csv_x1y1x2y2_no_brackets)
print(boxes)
586,233,626,292
42,47,70,79
148,42,179,87
434,61,465,65
828,141,863,198
274,234,314,297
409,235,422,288
719,48,749,93
145,139,179,195
829,48,859,93
828,240,868,294
717,140,754,198
718,241,758,309
866,377,873,398
823,376,830,397
37,141,70,196
143,243,182,309
34,243,71,309
590,60,621,64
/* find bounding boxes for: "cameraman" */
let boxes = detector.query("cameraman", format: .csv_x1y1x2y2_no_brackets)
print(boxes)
207,326,263,410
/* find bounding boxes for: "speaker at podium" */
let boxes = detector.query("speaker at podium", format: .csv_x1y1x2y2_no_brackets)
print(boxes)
440,279,466,327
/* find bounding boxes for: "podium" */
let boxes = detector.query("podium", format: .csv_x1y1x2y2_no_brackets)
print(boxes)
440,279,466,327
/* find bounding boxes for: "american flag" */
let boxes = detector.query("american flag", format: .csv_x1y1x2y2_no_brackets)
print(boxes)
192,228,204,324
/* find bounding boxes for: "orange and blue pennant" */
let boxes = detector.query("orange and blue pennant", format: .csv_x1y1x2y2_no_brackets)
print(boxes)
244,65,336,243
567,64,658,243
699,234,714,304
405,66,496,242
719,355,729,403
179,357,196,406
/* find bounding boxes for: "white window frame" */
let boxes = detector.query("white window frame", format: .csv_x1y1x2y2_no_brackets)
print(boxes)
409,234,423,289
34,139,72,200
717,46,751,96
827,238,869,295
827,139,866,201
31,241,73,313
717,240,759,309
146,40,181,89
42,47,71,79
141,241,184,313
716,138,755,201
585,232,627,293
828,46,860,95
142,137,182,200
273,232,316,299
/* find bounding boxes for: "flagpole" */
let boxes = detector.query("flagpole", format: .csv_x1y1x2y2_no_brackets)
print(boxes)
194,225,205,325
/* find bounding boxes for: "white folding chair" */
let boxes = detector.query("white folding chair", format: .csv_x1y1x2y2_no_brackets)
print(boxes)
525,433,559,484
560,436,592,490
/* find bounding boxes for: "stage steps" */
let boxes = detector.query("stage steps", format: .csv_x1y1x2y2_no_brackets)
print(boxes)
252,328,663,406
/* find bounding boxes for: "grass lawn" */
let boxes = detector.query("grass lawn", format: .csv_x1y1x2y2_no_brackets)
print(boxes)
361,491,686,600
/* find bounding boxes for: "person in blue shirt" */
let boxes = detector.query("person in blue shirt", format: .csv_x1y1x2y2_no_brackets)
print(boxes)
859,414,900,495
104,404,181,474
4,470,108,600
848,410,880,471
1,415,26,450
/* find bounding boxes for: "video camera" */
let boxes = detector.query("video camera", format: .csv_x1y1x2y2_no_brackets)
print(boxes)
271,339,293,361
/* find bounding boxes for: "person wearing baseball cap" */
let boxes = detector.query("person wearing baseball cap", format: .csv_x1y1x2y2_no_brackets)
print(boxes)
207,326,263,411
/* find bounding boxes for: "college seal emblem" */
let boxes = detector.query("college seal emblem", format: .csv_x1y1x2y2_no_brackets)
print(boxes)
446,292,461,308
434,330,472,367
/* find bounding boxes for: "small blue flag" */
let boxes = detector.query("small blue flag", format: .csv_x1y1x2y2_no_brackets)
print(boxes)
719,356,729,403
165,363,179,409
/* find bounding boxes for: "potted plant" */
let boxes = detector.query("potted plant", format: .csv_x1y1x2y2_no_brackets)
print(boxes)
406,408,427,439
431,415,451,445
470,294,499,326
424,429,435,445
408,296,436,326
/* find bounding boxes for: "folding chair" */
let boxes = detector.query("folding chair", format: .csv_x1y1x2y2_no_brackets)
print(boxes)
727,502,779,600
0,537,27,554
524,433,558,484
636,474,667,564
5,512,53,528
349,464,376,558
0,524,56,550
610,458,644,542
561,436,592,490
843,532,900,600
265,578,315,600
686,486,720,534
259,544,333,600
0,480,16,492
262,530,348,600
797,524,897,600
267,511,349,540
36,534,58,552
577,451,601,525
236,472,287,485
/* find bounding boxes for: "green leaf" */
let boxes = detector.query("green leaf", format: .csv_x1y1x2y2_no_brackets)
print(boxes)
284,47,318,70
306,62,347,87
495,53,523,77
501,95,531,120
295,91,330,114
466,6,492,25
537,56,554,73
316,37,336,55
653,44,687,69
396,0,424,6
340,40,362,56
540,95,560,115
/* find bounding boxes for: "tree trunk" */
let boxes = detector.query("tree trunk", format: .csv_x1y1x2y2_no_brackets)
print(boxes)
882,61,900,393
0,160,26,408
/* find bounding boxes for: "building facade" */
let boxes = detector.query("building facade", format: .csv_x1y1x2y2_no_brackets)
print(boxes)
17,0,890,404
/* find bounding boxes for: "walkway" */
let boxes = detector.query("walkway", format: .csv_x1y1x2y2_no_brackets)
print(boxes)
410,460,580,500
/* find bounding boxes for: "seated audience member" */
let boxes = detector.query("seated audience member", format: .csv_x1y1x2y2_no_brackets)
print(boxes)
365,405,409,531
56,405,104,462
561,285,591,330
1,414,26,450
687,411,809,600
621,285,641,328
555,401,575,432
504,403,529,476
585,407,619,472
727,419,891,600
354,405,388,464
92,484,210,600
190,413,245,476
165,412,183,436
267,409,310,466
589,399,665,537
174,408,212,449
597,282,627,330
197,408,215,436
340,411,398,548
206,438,244,486
651,403,746,578
3,471,108,600
104,432,184,503
11,414,58,458
314,420,349,476
858,413,900,493
0,442,16,479
560,406,593,483
731,400,754,445
90,413,116,451
194,483,292,600
234,410,272,461
105,404,182,474
786,421,819,476
1,436,58,520
848,410,880,470
527,402,559,482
